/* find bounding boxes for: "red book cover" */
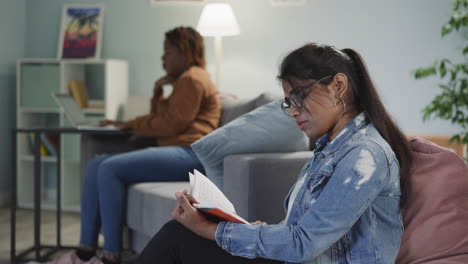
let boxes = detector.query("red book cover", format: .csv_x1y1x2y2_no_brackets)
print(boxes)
189,170,250,225
195,206,249,224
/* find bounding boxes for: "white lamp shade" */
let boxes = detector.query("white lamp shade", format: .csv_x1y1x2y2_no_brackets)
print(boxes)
197,3,240,36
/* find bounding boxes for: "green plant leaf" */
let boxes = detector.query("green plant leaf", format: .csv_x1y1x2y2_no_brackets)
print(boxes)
439,84,450,91
451,70,458,81
450,134,461,144
442,23,453,36
414,66,437,79
462,78,468,90
440,61,447,77
462,134,468,144
456,63,468,72
416,0,468,145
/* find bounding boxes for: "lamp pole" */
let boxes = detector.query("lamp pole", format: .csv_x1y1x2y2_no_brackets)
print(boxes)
214,36,222,89
197,3,239,90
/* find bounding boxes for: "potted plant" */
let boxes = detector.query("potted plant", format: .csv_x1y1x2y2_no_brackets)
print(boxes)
414,0,468,144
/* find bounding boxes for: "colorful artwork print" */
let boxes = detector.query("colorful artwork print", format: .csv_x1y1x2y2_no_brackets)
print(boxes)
60,6,102,58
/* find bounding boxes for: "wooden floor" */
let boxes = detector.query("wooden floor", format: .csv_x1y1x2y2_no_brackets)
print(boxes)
0,207,82,264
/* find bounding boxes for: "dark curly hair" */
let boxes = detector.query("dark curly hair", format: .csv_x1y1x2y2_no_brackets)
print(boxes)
165,26,206,68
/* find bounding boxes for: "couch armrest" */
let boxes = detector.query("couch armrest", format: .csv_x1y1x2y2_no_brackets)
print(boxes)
223,151,313,224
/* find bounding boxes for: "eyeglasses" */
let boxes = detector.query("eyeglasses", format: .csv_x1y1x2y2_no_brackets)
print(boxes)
281,75,333,116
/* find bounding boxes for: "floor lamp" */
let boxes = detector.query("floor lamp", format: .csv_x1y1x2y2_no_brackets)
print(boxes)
197,3,240,89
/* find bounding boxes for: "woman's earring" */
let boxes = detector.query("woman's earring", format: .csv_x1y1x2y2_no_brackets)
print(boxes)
340,97,347,113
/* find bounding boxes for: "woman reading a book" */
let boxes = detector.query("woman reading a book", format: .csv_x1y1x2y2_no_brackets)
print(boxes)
52,27,221,264
136,43,413,264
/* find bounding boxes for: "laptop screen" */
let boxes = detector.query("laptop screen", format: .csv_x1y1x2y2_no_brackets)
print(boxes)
52,93,88,127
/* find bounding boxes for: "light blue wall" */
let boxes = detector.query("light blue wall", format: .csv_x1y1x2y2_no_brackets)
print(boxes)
0,0,462,205
0,0,25,206
23,0,462,135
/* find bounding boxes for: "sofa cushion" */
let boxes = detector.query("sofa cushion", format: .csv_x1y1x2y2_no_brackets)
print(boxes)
127,182,190,244
191,98,309,190
220,92,280,126
396,137,468,263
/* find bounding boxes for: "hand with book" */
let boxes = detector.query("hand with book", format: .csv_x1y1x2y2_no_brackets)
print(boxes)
171,189,218,241
171,170,251,241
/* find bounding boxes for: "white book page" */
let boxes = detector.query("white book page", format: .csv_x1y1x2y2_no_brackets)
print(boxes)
189,172,195,193
190,169,236,213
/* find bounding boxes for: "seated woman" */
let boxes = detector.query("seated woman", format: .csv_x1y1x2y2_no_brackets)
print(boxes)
52,27,221,264
135,43,413,264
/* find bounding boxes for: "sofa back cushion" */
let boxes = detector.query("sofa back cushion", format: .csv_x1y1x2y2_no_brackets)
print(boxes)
192,98,309,190
220,93,280,126
120,93,278,126
396,137,468,263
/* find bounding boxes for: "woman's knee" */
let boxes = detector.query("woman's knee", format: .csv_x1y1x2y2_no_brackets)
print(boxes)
143,220,182,251
154,220,188,243
95,158,122,186
87,155,108,172
85,155,109,182
160,219,183,232
137,220,183,263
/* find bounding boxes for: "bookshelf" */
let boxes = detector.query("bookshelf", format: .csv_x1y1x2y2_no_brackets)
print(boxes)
16,58,128,211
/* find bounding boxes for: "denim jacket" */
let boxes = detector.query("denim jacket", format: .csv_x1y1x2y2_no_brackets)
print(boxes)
215,113,403,264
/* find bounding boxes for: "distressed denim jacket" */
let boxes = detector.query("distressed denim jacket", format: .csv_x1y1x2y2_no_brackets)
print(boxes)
215,113,403,264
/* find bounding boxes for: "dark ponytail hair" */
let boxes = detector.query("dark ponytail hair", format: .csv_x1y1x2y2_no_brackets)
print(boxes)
278,43,412,207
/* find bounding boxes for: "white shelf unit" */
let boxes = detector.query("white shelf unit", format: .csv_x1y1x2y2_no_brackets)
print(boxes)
16,58,128,211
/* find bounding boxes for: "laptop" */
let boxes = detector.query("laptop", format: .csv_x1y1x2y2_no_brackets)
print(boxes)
52,93,121,130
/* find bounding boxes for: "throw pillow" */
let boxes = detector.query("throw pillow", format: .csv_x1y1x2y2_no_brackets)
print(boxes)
220,92,280,125
191,98,309,190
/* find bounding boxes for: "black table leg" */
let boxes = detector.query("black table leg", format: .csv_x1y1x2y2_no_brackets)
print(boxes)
56,134,62,248
10,130,17,263
34,131,42,260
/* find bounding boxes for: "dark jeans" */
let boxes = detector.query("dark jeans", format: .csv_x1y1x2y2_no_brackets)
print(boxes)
136,220,283,264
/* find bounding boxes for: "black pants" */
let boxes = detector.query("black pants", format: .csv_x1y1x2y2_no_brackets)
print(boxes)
136,220,283,264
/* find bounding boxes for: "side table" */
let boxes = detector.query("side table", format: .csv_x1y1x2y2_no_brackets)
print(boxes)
10,127,130,263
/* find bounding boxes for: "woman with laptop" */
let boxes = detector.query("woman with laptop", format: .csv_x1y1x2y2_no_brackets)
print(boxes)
51,26,221,264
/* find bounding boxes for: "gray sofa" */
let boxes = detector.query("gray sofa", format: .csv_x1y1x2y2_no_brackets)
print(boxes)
81,94,313,253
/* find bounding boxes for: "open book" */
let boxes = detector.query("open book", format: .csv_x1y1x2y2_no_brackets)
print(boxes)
189,170,249,224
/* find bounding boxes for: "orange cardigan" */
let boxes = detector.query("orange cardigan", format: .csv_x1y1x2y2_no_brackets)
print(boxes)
127,66,221,146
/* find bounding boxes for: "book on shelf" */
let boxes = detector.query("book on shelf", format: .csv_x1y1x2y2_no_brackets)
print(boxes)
27,133,50,156
189,170,249,224
40,133,59,156
68,80,89,108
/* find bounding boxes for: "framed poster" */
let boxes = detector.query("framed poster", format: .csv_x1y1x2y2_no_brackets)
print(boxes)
57,5,104,59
